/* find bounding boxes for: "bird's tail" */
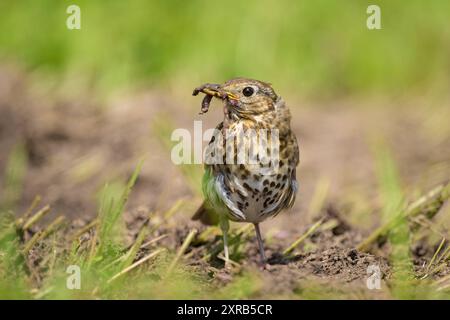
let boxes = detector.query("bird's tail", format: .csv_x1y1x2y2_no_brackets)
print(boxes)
192,201,219,226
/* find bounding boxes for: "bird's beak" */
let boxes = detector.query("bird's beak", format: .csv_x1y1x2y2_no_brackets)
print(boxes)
193,83,239,101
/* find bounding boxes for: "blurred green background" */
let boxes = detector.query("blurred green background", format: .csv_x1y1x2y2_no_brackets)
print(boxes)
0,0,449,98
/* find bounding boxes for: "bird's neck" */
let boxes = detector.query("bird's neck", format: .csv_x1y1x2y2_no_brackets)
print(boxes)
223,98,291,134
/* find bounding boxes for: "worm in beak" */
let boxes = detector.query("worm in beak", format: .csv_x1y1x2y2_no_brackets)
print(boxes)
193,83,239,114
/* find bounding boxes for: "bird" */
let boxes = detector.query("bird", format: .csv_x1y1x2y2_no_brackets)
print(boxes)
192,77,299,266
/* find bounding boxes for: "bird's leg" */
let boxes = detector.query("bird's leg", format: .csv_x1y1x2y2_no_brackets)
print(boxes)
219,215,230,268
254,223,267,266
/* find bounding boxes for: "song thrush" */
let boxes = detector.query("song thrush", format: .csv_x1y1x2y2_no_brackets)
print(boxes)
192,78,299,266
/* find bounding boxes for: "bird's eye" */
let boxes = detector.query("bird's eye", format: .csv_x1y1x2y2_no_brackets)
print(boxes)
242,87,254,97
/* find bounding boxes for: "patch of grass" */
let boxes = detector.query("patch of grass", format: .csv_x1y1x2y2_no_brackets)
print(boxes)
215,272,262,299
0,159,219,299
372,141,414,299
0,143,30,298
95,159,144,260
366,140,450,299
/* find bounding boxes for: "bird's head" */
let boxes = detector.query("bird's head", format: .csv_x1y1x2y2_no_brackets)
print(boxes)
193,78,279,120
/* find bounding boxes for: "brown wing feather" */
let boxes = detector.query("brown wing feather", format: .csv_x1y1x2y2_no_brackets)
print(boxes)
192,201,219,226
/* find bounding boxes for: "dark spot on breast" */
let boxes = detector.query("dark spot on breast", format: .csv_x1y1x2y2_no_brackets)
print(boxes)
263,180,269,186
270,181,275,187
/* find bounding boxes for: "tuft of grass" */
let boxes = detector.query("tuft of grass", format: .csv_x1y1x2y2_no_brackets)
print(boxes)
0,158,222,299
0,213,30,298
371,141,415,299
93,158,144,262
0,143,30,298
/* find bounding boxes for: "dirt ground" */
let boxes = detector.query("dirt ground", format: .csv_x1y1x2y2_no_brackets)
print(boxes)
1,66,450,298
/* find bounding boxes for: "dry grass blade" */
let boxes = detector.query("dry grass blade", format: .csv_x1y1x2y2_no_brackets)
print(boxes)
107,248,165,283
217,254,241,268
16,195,41,227
165,229,197,276
410,215,447,238
121,219,150,268
405,183,449,217
23,216,65,253
22,205,51,231
141,234,168,249
103,233,168,271
164,199,185,220
71,219,99,240
426,245,450,277
196,227,220,243
283,218,324,256
426,237,446,272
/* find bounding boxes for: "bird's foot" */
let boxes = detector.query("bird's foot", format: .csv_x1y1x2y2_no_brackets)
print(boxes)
258,258,271,270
